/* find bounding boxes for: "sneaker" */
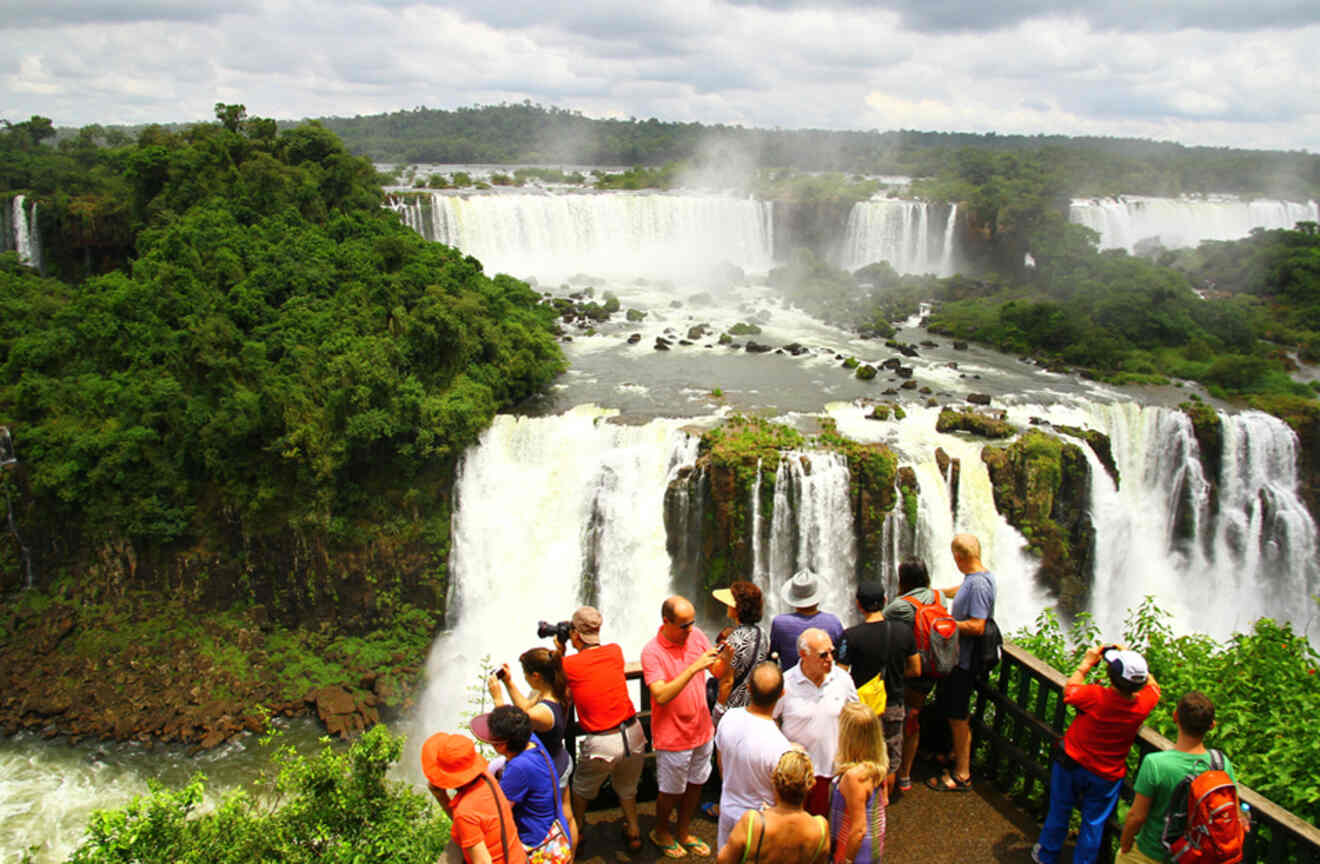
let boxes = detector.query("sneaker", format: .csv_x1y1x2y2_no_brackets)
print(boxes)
1031,843,1045,864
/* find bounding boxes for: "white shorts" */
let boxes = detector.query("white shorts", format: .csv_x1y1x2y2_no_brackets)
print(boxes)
655,737,715,796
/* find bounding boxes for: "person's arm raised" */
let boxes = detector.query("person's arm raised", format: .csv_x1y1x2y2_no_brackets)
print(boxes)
649,646,721,705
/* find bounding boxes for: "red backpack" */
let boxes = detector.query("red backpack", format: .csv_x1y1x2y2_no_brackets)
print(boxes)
903,590,959,678
1160,750,1245,864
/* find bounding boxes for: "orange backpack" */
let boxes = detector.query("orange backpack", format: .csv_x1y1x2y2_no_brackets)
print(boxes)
903,590,959,678
1161,750,1245,864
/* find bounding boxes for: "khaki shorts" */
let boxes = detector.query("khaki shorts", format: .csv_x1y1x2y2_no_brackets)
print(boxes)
1115,847,1163,864
572,720,647,800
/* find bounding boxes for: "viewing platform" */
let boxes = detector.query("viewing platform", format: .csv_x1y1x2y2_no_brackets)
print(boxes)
565,645,1320,864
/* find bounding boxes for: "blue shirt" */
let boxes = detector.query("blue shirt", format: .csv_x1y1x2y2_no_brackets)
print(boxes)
769,610,845,670
499,733,559,846
951,570,996,670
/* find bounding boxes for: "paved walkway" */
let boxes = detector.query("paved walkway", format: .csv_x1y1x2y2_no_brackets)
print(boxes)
575,761,1061,863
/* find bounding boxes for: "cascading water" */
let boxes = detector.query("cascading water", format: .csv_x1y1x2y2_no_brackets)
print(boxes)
1069,195,1319,253
387,192,775,279
1000,400,1320,641
838,200,957,275
10,195,42,272
407,406,700,780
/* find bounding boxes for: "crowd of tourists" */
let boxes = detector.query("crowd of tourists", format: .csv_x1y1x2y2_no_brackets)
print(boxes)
420,532,1249,864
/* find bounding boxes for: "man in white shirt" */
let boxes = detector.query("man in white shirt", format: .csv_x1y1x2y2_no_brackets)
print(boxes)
773,627,858,816
713,661,793,851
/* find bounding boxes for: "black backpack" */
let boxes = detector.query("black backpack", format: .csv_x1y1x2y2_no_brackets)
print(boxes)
977,617,1003,676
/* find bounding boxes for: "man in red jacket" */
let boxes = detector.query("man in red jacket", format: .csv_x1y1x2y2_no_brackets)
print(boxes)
1033,644,1160,864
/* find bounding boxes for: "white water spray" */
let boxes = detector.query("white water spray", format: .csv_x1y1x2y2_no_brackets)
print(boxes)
388,192,775,279
1069,196,1319,253
408,406,700,779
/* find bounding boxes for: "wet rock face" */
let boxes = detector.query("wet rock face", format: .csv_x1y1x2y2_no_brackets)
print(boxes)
936,408,1014,439
981,430,1096,614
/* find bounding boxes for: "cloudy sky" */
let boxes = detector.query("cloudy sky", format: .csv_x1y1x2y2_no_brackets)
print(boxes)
3,0,1319,151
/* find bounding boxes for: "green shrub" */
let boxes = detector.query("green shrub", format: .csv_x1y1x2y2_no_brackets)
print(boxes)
67,726,450,864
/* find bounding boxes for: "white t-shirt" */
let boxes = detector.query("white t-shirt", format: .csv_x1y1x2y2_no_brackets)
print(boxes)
773,665,858,780
714,707,793,851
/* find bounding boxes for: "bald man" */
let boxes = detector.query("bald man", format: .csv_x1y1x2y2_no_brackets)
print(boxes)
927,533,997,792
642,594,727,856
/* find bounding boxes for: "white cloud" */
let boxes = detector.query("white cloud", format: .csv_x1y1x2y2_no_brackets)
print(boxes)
0,0,1316,152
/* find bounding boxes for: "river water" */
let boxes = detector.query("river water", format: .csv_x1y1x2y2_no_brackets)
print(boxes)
5,185,1319,862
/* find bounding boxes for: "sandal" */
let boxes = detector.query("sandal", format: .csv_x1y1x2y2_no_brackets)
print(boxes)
926,770,973,792
649,828,687,858
698,800,719,821
897,776,913,792
681,836,712,856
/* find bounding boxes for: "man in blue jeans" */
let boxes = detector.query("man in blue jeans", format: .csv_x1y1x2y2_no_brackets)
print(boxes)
927,533,996,792
1033,644,1160,864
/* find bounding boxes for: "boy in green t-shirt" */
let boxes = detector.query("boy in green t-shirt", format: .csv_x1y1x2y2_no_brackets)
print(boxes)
1117,691,1238,864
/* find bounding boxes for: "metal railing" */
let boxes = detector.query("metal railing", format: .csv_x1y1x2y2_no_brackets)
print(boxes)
971,643,1320,864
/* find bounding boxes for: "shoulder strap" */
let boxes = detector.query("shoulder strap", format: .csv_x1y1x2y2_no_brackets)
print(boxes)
536,742,569,839
1206,749,1225,772
741,810,764,864
478,773,511,864
811,814,828,861
903,594,921,609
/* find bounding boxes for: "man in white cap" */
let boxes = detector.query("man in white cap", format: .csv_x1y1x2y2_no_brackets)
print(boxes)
1032,643,1160,864
768,569,844,670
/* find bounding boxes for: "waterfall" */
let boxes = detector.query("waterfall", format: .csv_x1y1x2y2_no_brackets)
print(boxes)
1069,195,1320,253
408,406,699,779
938,203,958,276
10,196,41,272
749,458,766,584
839,200,958,276
386,191,775,279
1004,401,1320,641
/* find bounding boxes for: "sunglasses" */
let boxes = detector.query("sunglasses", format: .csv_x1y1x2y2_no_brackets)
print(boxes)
813,649,833,659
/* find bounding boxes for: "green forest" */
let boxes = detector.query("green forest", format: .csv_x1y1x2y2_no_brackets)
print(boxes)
304,102,1320,198
1,106,564,618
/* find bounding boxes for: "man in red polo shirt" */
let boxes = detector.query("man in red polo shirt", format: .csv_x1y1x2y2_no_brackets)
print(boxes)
1033,644,1161,864
559,606,647,852
642,594,726,858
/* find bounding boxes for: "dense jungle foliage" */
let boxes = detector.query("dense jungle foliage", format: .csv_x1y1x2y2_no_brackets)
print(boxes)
54,726,450,864
302,103,1320,198
1014,601,1320,826
0,107,564,617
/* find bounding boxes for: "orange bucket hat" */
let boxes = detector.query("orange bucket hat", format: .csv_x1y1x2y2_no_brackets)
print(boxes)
420,732,487,789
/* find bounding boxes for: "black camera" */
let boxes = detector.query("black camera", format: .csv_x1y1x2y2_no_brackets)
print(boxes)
496,666,509,682
538,620,572,642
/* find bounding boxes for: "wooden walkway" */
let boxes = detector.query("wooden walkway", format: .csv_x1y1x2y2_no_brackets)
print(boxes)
575,760,1056,864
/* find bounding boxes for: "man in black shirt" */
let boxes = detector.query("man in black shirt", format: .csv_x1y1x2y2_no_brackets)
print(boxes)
836,581,921,798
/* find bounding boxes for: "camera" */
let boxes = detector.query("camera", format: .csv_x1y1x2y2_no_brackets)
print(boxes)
537,620,572,642
496,667,509,682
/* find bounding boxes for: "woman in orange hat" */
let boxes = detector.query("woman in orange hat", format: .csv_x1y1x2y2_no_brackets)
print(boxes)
421,732,528,864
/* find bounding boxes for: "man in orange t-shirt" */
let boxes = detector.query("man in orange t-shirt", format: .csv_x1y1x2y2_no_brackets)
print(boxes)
421,732,528,864
641,594,726,857
559,606,646,852
1033,644,1160,864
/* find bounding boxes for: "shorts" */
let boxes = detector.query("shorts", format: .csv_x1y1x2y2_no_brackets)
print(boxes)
881,704,905,773
1114,847,1162,864
558,752,574,791
936,665,976,720
572,720,647,800
655,738,715,795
